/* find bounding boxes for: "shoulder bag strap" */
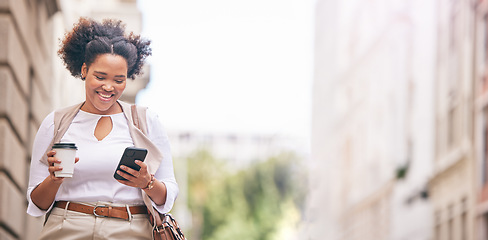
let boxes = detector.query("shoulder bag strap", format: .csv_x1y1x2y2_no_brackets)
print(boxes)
131,105,143,133
131,104,165,232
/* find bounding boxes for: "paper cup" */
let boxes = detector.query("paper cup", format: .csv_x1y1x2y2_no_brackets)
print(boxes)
52,143,78,178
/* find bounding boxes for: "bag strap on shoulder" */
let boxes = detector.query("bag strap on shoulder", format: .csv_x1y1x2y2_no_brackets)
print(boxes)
131,104,148,135
130,104,163,233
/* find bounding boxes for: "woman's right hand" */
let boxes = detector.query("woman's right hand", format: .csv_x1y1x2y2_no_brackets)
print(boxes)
46,150,79,183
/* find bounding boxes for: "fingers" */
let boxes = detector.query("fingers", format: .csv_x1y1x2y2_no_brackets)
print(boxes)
47,156,60,166
47,163,64,182
134,160,148,175
116,168,135,181
115,170,139,188
116,161,151,188
47,154,62,174
118,165,139,178
135,160,147,168
47,155,61,178
48,165,63,173
46,150,68,181
49,166,63,177
75,157,80,164
47,150,56,157
47,150,58,167
120,160,147,177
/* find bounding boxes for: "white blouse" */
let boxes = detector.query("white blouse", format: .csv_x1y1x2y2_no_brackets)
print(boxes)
27,109,178,216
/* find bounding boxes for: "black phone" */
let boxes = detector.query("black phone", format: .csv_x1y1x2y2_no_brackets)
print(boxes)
114,147,148,180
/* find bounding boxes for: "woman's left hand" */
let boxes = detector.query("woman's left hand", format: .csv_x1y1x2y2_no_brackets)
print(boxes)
116,160,152,189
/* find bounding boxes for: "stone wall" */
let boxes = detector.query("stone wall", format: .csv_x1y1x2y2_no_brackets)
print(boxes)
0,0,59,239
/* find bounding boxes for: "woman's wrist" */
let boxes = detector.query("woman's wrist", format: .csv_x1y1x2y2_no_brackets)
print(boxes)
47,174,64,185
143,178,167,206
142,174,155,190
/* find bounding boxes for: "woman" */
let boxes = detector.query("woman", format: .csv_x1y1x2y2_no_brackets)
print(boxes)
26,17,178,240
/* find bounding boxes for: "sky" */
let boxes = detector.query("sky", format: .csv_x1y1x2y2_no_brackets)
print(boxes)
136,0,314,145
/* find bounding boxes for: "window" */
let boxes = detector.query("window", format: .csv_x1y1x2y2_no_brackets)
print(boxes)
483,14,488,92
448,0,460,90
446,0,461,151
484,213,488,240
484,109,488,184
461,198,467,240
448,107,455,148
448,204,454,240
435,210,442,240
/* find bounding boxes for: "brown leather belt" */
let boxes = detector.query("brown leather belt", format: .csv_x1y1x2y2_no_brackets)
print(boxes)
54,201,147,221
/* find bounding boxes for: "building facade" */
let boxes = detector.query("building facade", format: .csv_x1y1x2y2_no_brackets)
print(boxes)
0,1,61,239
306,0,437,239
307,0,488,239
475,0,488,238
429,0,476,240
0,0,149,239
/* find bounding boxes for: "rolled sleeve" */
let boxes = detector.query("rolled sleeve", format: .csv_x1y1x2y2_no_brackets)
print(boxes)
27,185,55,217
146,109,179,213
152,179,179,213
26,112,54,216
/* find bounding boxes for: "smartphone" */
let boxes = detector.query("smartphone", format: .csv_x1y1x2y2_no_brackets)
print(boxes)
114,147,148,180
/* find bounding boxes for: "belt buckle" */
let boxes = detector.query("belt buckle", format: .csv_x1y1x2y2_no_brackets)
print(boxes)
93,205,108,218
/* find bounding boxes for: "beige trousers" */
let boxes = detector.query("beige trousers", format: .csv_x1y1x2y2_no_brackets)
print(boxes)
39,205,153,240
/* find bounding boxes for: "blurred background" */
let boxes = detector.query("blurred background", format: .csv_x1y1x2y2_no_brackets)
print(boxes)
1,0,487,240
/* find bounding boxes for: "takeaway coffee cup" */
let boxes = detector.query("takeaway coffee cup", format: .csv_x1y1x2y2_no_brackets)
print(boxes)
52,143,78,178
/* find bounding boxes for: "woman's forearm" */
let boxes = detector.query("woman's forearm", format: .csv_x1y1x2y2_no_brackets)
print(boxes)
30,176,63,210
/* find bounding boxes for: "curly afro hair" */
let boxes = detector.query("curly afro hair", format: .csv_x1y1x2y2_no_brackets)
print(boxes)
58,17,152,80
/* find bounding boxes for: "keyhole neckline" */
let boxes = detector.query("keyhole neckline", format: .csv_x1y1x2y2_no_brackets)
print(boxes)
94,116,113,141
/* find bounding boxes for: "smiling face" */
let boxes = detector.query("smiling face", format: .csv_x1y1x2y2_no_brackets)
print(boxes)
81,54,128,115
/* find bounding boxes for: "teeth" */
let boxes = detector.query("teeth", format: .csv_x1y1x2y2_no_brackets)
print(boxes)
99,93,112,98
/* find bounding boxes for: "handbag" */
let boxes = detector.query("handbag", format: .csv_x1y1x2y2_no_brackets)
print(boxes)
131,105,187,240
148,211,187,240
